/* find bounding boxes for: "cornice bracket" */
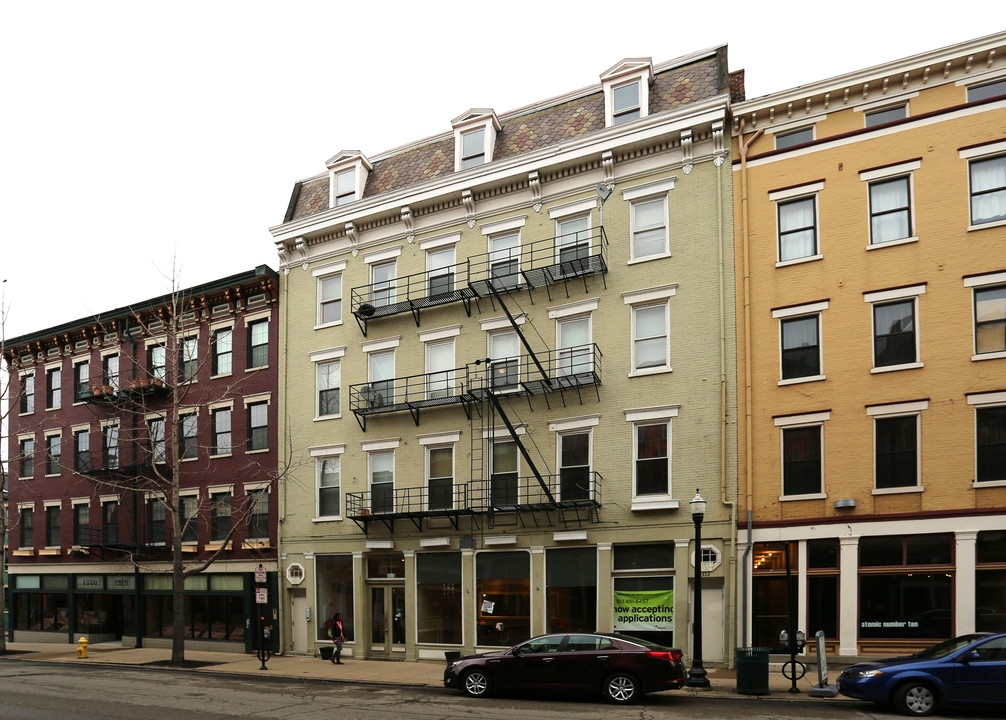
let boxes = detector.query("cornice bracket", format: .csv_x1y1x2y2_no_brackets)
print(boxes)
401,206,415,243
462,190,476,228
601,151,615,185
712,121,725,166
528,172,542,213
680,130,693,175
346,222,359,256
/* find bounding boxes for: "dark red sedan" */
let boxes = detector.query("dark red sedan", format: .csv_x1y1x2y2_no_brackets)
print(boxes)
443,632,685,704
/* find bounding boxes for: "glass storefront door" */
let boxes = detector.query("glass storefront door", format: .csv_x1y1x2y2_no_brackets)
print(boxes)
369,584,405,656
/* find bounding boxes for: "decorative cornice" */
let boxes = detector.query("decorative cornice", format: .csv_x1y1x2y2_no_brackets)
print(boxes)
528,172,542,213
462,189,476,228
401,206,415,243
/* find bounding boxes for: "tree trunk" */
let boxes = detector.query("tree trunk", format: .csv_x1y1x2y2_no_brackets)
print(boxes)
170,487,185,664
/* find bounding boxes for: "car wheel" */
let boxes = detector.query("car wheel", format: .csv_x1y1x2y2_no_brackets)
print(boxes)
893,681,937,717
461,669,491,698
604,672,640,704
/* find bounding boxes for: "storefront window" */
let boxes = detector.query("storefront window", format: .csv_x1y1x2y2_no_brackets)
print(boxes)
752,541,798,651
860,533,953,566
366,551,404,579
476,551,530,646
546,547,596,633
807,538,839,640
14,592,69,632
416,552,462,645
317,554,354,641
976,531,1006,633
859,574,952,639
612,543,674,647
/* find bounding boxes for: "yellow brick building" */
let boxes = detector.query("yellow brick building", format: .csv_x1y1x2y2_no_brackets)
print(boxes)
271,49,739,666
732,33,1006,656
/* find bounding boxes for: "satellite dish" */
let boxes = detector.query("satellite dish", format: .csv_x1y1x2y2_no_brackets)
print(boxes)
596,184,613,203
357,303,376,317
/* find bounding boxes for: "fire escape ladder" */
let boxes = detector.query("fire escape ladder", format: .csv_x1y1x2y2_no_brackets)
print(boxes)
486,283,552,389
485,390,553,505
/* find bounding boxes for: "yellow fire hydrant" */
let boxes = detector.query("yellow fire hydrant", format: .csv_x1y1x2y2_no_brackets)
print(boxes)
77,637,88,659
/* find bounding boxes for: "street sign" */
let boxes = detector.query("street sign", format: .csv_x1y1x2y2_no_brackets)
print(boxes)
254,566,267,584
255,588,268,604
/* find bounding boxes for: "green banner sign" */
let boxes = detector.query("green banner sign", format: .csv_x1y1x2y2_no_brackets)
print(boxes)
613,589,674,631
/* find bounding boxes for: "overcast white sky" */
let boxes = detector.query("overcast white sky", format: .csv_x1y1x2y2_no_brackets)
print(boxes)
2,1,1002,340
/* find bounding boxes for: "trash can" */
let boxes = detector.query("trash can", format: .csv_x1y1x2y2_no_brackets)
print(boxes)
319,645,334,661
735,647,770,695
445,651,462,665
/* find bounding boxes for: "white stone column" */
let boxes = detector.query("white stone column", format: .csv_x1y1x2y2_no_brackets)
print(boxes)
797,540,808,655
674,538,691,658
838,537,859,656
955,530,978,634
531,546,545,636
596,542,613,632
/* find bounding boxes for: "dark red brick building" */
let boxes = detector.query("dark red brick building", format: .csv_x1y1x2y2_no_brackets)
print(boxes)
4,266,279,652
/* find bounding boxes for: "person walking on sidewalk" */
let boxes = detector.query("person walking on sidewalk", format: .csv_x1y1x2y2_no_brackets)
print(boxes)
329,612,345,664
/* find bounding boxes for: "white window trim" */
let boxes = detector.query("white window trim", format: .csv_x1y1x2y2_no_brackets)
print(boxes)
314,357,341,421
480,314,526,332
867,400,927,494
312,260,348,277
242,392,272,406
554,426,593,503
772,184,823,267
622,177,676,202
425,442,456,511
601,59,653,128
962,143,1006,231
548,414,600,433
627,194,671,263
548,298,599,320
866,286,924,373
627,299,671,377
418,325,461,344
480,424,527,440
361,438,401,453
243,309,271,324
626,406,678,510
968,392,1006,487
479,216,527,236
774,302,827,385
418,431,462,446
769,181,825,203
452,110,501,172
315,269,344,329
547,198,597,220
310,346,347,363
966,272,1006,361
415,232,459,254
861,162,920,247
362,246,402,265
361,336,400,354
314,453,343,521
855,94,916,116
310,443,347,458
775,412,830,501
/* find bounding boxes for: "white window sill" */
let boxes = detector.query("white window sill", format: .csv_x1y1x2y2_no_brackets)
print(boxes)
628,366,672,378
314,414,342,422
44,473,60,478
313,516,343,523
314,320,344,330
210,373,233,380
871,361,923,374
972,351,1006,361
778,374,825,386
246,365,268,372
968,218,1006,232
210,453,232,459
247,448,269,455
973,479,1006,488
776,253,823,268
866,236,918,250
627,252,672,266
181,457,198,463
19,411,34,417
38,548,61,556
631,498,679,511
872,485,923,495
779,492,827,502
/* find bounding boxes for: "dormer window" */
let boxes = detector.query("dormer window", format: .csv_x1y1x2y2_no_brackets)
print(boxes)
601,58,653,128
325,150,372,210
612,82,641,125
461,129,486,169
334,169,356,206
452,109,500,172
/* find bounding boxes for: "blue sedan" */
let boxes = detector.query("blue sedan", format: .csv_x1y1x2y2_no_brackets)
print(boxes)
837,632,1006,716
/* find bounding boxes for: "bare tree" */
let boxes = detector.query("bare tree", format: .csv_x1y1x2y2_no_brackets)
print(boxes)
1,278,15,654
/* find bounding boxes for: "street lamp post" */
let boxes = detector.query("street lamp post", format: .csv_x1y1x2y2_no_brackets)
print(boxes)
686,489,710,688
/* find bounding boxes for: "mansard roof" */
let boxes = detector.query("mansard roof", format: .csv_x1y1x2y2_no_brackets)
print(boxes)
283,48,728,223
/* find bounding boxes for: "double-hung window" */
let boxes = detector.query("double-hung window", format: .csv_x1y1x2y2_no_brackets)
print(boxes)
73,503,90,546
861,160,919,246
102,425,119,470
212,407,232,456
180,336,198,383
148,417,165,463
102,500,119,545
425,339,455,400
559,432,591,501
148,499,166,544
74,360,90,400
103,354,119,389
20,372,34,413
211,492,232,541
550,298,596,380
865,104,906,127
968,392,1006,484
627,294,671,374
869,400,927,492
45,505,61,548
461,128,485,169
967,272,1006,357
334,168,356,206
317,455,342,518
19,437,34,478
867,285,924,371
625,405,679,508
775,412,829,498
426,246,455,298
371,260,396,308
612,81,641,125
47,367,61,409
367,349,395,408
247,319,269,369
180,495,199,543
317,360,341,417
180,413,198,460
74,428,90,472
45,434,61,476
556,215,591,274
969,153,1006,226
631,197,668,260
489,232,520,291
491,440,519,508
778,197,817,262
369,450,395,514
149,344,166,383
427,445,454,511
317,273,343,325
774,301,827,383
246,488,269,539
488,330,520,390
775,127,813,150
247,401,268,451
212,328,232,376
20,507,34,548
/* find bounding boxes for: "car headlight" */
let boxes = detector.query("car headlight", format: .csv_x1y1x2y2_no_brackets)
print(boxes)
853,669,884,679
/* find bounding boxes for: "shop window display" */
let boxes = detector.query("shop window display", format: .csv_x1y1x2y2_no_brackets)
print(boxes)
476,551,530,646
316,554,354,642
417,553,462,645
546,547,597,633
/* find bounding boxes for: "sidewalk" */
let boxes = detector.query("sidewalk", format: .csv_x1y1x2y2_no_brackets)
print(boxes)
0,642,854,702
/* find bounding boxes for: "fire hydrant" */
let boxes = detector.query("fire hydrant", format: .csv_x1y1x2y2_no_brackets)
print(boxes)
76,637,88,659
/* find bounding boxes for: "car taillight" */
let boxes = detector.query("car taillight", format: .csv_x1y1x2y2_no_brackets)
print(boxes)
647,650,682,662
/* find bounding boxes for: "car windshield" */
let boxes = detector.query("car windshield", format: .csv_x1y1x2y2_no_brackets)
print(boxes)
915,633,991,659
